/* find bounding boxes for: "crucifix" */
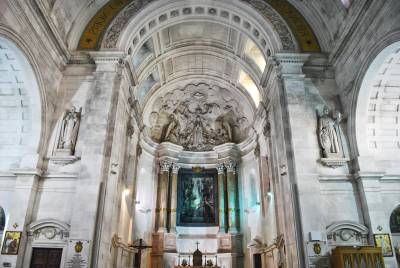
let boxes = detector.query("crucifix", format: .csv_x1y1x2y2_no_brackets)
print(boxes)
196,241,200,250
130,239,152,268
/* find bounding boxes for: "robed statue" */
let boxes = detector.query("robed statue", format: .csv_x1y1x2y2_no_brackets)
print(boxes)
318,106,342,158
57,106,81,155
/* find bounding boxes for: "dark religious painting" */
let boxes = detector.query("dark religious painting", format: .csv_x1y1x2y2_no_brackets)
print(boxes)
390,206,400,233
177,169,218,226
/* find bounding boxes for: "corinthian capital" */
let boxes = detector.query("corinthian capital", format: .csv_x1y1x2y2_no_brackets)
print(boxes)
217,163,225,174
172,163,180,174
225,160,237,173
159,160,172,172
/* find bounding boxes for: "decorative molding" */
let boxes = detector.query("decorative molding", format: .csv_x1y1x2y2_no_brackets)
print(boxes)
77,0,320,52
48,155,81,166
320,158,349,169
326,221,368,246
28,218,70,241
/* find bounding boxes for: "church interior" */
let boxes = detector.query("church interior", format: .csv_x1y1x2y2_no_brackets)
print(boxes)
0,0,400,267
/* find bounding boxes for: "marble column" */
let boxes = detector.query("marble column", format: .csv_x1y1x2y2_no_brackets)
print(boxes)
156,160,171,232
217,163,227,233
226,160,239,233
169,163,179,233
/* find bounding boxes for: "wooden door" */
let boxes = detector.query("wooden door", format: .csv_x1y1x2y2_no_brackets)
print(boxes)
30,248,62,268
253,253,262,268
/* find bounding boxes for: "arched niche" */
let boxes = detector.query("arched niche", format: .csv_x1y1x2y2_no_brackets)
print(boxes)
0,36,42,170
390,205,400,264
390,206,400,234
355,41,400,168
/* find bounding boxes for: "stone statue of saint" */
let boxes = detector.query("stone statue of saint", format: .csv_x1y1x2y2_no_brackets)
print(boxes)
57,106,81,154
164,114,180,143
318,106,342,158
191,114,204,148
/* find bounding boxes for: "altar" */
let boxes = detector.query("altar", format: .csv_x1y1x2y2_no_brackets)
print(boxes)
173,241,220,268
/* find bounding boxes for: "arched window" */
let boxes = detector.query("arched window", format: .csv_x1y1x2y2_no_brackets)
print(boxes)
390,206,400,264
0,36,42,169
391,206,400,234
356,42,400,161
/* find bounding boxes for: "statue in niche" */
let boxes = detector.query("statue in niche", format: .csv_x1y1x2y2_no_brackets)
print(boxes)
318,106,343,158
57,106,81,155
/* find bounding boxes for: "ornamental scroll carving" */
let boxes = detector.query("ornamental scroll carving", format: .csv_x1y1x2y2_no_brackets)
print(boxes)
148,83,251,151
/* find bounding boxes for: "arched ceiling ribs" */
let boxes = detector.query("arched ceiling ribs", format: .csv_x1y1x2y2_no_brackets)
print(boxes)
76,0,321,53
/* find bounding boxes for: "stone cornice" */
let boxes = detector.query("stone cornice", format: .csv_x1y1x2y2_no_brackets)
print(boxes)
89,51,127,64
12,168,44,177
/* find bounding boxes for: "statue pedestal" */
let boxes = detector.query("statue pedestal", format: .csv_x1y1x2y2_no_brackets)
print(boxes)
320,157,349,168
48,154,80,166
151,232,165,268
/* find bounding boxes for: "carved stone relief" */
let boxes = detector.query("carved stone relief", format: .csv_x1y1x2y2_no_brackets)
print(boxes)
147,83,251,151
242,0,296,51
326,221,368,247
104,0,155,48
27,219,70,243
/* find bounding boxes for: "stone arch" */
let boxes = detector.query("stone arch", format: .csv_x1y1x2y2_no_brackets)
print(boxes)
354,37,400,167
0,28,45,170
390,205,400,234
389,205,400,264
75,0,320,53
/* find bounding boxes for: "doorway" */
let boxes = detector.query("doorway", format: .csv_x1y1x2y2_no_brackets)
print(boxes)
253,253,262,268
30,248,62,268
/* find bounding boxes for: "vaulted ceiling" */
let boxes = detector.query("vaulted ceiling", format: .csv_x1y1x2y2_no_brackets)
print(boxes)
40,0,349,53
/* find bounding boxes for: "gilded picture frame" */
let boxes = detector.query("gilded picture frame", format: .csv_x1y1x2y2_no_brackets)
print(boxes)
1,231,22,255
374,233,393,257
177,168,218,227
